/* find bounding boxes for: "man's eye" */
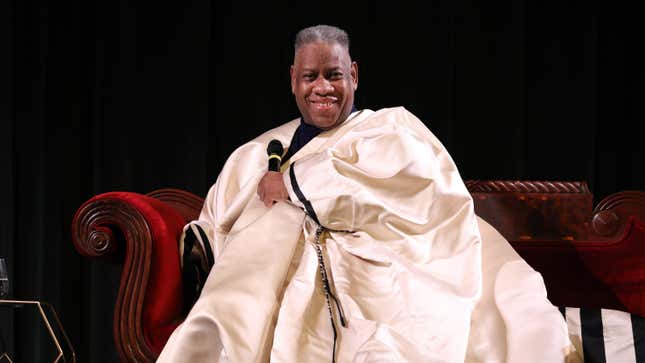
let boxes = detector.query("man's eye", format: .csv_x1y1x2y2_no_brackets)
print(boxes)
330,72,343,79
303,74,315,80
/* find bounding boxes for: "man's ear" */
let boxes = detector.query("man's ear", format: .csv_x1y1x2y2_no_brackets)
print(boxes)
290,65,296,94
351,61,358,91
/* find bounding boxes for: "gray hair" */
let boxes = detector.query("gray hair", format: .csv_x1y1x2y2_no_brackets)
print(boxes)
294,25,350,52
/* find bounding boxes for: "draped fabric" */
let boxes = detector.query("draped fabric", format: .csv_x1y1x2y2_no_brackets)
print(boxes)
158,108,574,362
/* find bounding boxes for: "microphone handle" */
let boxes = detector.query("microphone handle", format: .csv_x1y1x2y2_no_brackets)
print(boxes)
268,155,281,172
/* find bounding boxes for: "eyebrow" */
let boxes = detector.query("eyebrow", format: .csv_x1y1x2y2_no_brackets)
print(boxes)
300,65,343,71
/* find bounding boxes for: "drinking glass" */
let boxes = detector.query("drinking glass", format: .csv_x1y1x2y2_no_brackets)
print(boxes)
0,258,8,298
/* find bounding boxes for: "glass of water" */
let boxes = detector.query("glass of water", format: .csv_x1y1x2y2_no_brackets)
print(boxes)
0,258,8,298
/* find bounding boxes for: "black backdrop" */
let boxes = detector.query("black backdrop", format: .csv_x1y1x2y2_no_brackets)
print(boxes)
1,0,643,361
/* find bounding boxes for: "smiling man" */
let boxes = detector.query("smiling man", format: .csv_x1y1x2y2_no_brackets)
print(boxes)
291,35,357,130
157,25,575,363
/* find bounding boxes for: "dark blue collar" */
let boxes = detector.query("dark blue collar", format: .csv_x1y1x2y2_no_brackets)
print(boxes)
281,104,358,164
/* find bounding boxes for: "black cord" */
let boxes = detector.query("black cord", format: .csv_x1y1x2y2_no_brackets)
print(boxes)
313,226,347,363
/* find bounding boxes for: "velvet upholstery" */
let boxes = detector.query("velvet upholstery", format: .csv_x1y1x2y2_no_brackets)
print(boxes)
72,192,187,361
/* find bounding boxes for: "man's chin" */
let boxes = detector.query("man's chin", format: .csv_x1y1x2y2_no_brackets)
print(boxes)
303,114,340,130
311,118,341,130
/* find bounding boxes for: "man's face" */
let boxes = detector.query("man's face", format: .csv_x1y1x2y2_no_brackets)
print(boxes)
290,42,358,130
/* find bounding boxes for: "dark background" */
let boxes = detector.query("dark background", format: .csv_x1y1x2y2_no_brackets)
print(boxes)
1,0,643,361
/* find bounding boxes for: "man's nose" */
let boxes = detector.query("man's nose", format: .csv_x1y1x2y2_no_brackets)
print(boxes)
312,77,333,94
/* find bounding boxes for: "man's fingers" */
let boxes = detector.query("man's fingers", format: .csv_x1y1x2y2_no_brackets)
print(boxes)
257,171,288,207
264,198,274,208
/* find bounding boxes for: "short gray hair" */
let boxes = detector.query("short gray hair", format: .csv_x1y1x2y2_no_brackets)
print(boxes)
294,25,350,52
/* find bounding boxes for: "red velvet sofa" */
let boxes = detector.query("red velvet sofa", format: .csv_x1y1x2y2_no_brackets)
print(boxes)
71,181,645,362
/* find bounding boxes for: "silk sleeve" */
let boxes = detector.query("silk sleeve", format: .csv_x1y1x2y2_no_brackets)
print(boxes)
182,141,266,263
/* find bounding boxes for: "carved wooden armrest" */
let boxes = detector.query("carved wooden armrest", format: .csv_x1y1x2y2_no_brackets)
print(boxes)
591,191,645,238
71,190,202,362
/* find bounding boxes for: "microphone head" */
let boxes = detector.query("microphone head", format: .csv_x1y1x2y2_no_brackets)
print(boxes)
267,139,283,156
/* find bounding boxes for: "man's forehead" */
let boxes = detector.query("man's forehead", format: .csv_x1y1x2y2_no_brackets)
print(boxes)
293,41,351,66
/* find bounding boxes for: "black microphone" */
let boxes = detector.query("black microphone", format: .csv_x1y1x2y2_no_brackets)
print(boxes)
267,139,284,172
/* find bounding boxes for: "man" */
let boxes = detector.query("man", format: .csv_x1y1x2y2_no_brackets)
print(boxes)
158,25,575,362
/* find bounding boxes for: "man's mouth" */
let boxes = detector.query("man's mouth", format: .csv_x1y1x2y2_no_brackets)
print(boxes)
309,99,337,111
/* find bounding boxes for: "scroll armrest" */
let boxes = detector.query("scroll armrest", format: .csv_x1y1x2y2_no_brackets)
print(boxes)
71,191,186,362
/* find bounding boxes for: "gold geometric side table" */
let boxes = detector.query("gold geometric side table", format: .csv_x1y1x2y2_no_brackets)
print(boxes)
0,300,76,362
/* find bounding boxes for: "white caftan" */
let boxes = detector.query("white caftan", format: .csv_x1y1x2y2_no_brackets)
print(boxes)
157,107,575,362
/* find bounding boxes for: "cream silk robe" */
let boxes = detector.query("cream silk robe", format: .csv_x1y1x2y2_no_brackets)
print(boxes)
157,107,576,363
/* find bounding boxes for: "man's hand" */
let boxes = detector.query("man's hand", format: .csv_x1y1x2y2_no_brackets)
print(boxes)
257,171,289,207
